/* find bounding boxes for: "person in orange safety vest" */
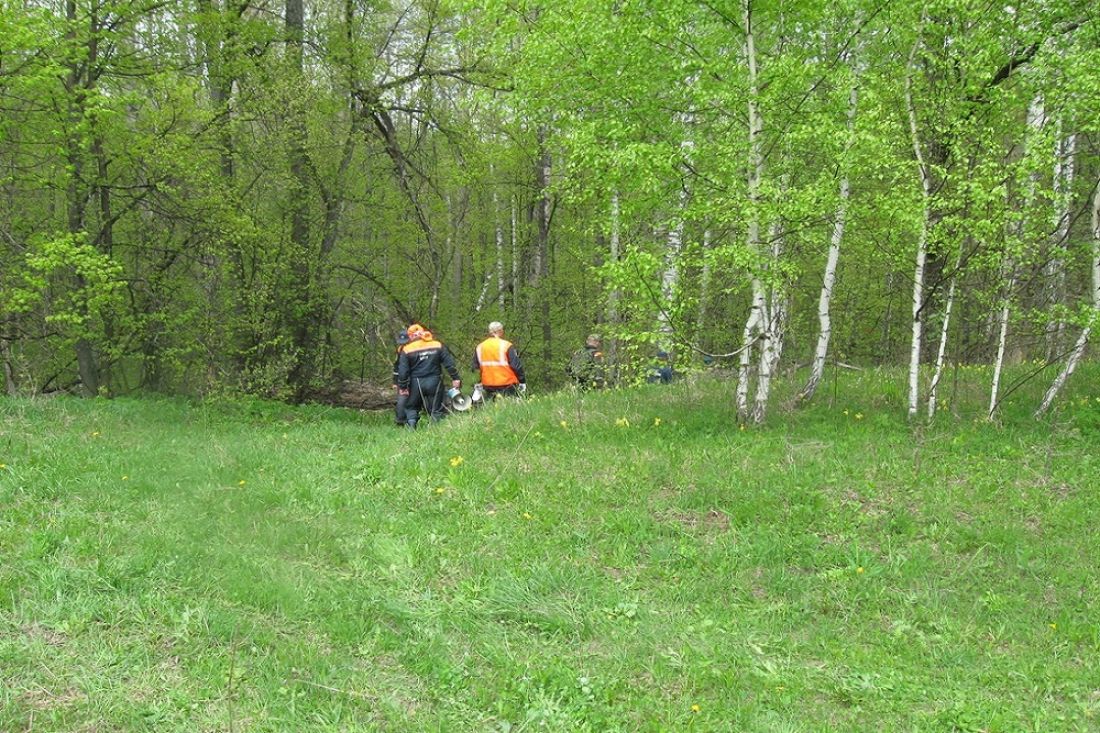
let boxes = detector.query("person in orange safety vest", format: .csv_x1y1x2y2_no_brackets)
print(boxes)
471,321,526,400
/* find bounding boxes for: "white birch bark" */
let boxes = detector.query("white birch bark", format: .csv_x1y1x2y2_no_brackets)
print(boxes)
736,305,762,418
659,183,689,347
988,261,1016,420
1045,127,1076,360
696,229,712,335
1035,179,1100,416
493,164,505,308
756,216,787,419
607,191,622,379
990,96,1044,419
510,195,519,307
800,81,857,403
740,0,768,423
927,247,963,418
905,38,931,420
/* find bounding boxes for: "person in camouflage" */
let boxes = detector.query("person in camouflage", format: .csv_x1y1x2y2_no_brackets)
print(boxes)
567,334,606,389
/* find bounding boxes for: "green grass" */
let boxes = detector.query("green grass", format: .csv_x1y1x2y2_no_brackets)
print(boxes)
2,366,1099,731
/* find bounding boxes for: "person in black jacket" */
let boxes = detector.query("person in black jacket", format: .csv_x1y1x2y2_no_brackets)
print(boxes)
397,324,461,428
391,330,411,426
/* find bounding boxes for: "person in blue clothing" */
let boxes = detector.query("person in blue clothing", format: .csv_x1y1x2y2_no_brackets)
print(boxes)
647,350,674,384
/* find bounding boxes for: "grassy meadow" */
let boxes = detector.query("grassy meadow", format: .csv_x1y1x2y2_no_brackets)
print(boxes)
1,365,1099,731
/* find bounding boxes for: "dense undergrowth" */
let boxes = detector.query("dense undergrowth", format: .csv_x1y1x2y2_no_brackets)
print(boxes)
1,365,1098,731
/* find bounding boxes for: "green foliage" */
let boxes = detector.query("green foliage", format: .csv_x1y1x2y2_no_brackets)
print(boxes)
2,369,1099,729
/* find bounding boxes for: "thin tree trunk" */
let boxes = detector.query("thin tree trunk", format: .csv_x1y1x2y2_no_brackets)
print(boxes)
988,260,1016,419
493,166,505,308
511,195,519,307
1045,127,1076,361
607,190,621,380
1035,179,1100,416
927,247,963,418
800,82,857,403
990,96,1043,419
905,35,930,419
740,0,768,423
696,229,712,339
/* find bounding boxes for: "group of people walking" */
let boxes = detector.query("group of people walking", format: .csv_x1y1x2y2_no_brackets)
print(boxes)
391,321,614,428
392,321,526,428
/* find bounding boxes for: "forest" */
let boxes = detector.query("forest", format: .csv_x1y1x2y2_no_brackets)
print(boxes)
1,0,1098,422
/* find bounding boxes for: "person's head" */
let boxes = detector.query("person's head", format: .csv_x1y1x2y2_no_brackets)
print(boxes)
586,333,601,348
407,323,425,339
488,321,504,337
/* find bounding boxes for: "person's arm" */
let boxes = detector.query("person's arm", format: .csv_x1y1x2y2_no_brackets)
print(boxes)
507,345,525,384
397,351,411,391
442,346,461,384
471,348,481,374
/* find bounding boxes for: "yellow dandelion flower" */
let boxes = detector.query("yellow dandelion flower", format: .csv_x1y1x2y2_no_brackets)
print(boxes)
856,566,865,574
522,512,532,520
855,413,863,420
615,417,630,427
91,431,100,437
653,417,662,426
449,456,464,467
533,431,543,438
434,487,445,495
238,480,246,486
559,420,568,428
0,463,6,470
842,410,849,416
1049,622,1057,630
739,424,745,431
691,704,701,713
122,475,129,481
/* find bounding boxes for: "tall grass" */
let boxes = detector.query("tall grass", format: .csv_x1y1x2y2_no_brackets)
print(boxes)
1,365,1098,731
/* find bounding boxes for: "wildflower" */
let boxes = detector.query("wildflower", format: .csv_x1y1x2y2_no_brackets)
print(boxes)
122,475,129,481
533,431,543,438
91,431,101,437
0,463,6,470
522,512,532,520
739,424,745,431
449,456,464,467
616,417,630,427
653,417,662,427
842,410,849,416
559,420,568,428
691,704,701,713
856,566,865,574
238,480,246,486
434,487,446,495
855,413,863,420
1049,623,1057,630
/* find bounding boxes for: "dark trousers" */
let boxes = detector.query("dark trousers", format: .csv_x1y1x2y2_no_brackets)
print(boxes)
483,384,519,400
404,377,443,427
394,390,407,425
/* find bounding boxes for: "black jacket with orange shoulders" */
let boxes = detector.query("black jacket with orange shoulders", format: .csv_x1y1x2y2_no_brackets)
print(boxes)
397,335,460,389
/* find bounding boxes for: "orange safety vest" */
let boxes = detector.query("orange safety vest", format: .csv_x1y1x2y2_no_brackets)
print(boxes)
476,337,519,387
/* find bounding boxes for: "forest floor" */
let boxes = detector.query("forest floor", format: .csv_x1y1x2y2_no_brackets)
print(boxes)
1,366,1099,732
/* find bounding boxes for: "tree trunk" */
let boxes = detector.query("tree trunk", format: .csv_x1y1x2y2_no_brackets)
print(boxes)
1035,178,1100,416
927,247,963,418
800,81,856,403
740,0,769,423
905,36,930,419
